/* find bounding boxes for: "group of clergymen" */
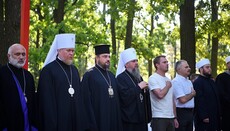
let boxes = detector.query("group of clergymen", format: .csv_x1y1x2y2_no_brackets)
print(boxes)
0,33,230,131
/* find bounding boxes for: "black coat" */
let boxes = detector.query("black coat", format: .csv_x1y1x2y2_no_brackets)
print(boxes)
0,63,37,131
116,70,151,131
216,72,230,131
37,59,90,131
81,65,123,131
193,75,221,131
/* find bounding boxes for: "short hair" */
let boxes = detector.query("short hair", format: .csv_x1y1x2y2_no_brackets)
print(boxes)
175,60,186,72
8,43,24,55
153,55,166,69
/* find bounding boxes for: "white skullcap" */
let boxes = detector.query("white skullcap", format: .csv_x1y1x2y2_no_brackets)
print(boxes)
196,58,210,69
225,56,230,64
116,48,137,77
43,33,75,67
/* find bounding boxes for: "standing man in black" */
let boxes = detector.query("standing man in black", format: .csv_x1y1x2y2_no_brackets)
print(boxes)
81,44,123,131
193,58,221,131
37,34,93,131
0,44,37,131
216,56,230,131
116,48,151,131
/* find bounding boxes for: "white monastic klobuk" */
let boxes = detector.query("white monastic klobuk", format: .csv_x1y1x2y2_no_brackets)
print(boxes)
116,48,137,77
43,33,75,67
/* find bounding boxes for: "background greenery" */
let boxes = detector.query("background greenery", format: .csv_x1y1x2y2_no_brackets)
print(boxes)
0,0,230,86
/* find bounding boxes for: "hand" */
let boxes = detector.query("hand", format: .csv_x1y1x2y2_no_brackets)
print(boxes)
191,89,196,96
203,118,209,123
165,81,172,88
174,118,179,128
138,81,148,89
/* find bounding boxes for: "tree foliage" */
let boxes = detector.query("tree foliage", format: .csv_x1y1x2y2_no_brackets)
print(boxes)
1,0,229,83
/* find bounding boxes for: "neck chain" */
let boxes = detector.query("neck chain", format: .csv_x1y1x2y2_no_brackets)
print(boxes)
7,63,26,93
125,71,137,87
95,66,114,97
7,63,27,101
125,71,144,102
56,60,75,97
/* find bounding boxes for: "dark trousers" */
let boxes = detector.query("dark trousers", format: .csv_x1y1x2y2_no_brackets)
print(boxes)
151,118,175,131
123,121,148,131
221,109,230,131
176,108,193,131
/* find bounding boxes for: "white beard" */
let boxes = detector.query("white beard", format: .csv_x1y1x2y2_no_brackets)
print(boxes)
9,57,25,68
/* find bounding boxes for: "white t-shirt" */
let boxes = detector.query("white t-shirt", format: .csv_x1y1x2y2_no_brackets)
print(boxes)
148,73,174,118
172,74,194,108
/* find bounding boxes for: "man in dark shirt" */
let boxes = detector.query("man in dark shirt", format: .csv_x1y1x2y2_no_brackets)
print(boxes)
216,56,230,131
37,34,93,131
0,43,37,131
81,44,123,131
193,58,221,131
116,48,151,131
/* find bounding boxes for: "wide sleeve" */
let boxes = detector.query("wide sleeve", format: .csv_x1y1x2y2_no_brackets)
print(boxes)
81,72,97,130
216,74,230,104
25,71,38,129
116,74,137,106
193,80,209,120
37,68,57,131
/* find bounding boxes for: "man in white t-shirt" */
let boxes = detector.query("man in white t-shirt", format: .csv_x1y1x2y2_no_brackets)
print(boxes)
148,55,178,131
172,60,196,131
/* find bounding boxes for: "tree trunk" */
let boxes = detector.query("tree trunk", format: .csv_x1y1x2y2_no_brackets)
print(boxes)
110,0,117,68
211,0,218,77
54,0,66,33
148,12,155,77
125,0,135,49
111,18,117,68
0,0,21,64
180,0,196,74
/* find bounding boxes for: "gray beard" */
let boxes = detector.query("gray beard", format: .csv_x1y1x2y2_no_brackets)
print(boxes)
9,57,25,68
127,67,141,82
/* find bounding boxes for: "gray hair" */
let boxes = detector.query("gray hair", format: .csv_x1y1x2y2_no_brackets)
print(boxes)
8,43,24,55
175,60,187,72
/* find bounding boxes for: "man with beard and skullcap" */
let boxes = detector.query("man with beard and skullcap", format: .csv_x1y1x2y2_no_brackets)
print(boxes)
116,48,151,131
81,44,123,131
193,58,221,131
0,44,37,131
215,56,230,131
37,34,94,131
